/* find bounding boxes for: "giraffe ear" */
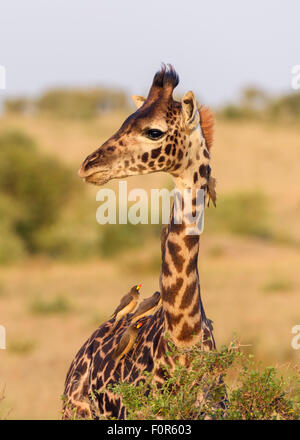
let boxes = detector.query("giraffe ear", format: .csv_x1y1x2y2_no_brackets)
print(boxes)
181,91,200,130
131,95,146,109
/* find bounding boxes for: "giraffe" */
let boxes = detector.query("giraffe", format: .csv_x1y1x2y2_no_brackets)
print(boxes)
62,65,218,419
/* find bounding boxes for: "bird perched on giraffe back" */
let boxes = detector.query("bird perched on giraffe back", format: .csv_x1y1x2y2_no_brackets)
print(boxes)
110,284,141,332
131,291,161,323
112,319,145,364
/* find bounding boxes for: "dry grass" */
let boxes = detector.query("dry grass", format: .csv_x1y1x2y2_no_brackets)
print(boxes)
0,113,299,419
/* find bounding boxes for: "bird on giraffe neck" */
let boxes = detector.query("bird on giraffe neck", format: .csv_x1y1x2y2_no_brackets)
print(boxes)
109,284,142,332
112,319,145,364
131,291,161,323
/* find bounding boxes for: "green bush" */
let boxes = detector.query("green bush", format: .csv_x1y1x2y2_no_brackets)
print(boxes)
227,365,298,419
0,224,26,264
268,92,300,122
0,193,26,263
217,105,252,120
103,341,299,420
218,88,300,123
8,338,37,355
30,295,73,315
4,97,33,115
0,130,79,254
262,277,294,294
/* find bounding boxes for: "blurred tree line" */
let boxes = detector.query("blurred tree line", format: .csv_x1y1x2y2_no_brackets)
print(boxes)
218,87,300,123
4,87,129,119
3,85,300,123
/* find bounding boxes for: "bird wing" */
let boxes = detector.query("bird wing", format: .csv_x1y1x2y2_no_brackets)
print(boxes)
111,293,133,318
132,294,160,317
112,331,131,360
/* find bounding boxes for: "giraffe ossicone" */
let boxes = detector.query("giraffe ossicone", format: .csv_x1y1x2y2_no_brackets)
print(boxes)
63,64,219,419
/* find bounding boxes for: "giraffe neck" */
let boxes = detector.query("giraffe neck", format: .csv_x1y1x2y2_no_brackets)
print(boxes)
160,121,213,348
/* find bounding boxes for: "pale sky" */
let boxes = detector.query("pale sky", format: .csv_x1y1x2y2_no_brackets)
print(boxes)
0,0,299,106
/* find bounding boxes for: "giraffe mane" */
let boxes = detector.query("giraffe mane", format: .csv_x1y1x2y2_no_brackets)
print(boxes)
199,105,214,151
152,64,179,91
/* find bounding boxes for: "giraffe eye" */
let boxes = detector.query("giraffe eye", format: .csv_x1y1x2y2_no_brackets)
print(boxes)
144,129,164,140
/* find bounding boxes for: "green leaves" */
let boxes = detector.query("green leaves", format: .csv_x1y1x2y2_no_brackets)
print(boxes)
102,340,299,420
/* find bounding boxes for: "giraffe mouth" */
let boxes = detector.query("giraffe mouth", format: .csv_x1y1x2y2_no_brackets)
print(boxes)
79,168,111,186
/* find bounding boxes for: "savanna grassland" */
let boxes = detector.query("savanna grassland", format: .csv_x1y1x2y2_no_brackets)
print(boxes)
0,111,299,419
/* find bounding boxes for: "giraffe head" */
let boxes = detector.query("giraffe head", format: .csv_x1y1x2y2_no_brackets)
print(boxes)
79,65,215,201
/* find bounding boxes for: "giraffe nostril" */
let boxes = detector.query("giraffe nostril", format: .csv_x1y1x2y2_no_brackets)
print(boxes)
78,154,100,178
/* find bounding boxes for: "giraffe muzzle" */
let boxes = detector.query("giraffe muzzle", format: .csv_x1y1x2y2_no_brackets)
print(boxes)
78,160,111,185
78,148,114,185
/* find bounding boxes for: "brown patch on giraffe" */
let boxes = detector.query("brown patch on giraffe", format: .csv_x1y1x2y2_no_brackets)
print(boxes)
186,158,193,169
183,235,199,250
177,149,183,160
180,280,197,309
162,277,184,305
165,144,171,155
76,360,88,375
165,310,183,331
141,152,148,162
162,260,171,277
199,164,208,179
186,252,198,276
155,366,167,380
156,338,165,358
189,300,200,317
169,214,185,234
151,147,162,159
167,240,184,272
178,320,201,342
